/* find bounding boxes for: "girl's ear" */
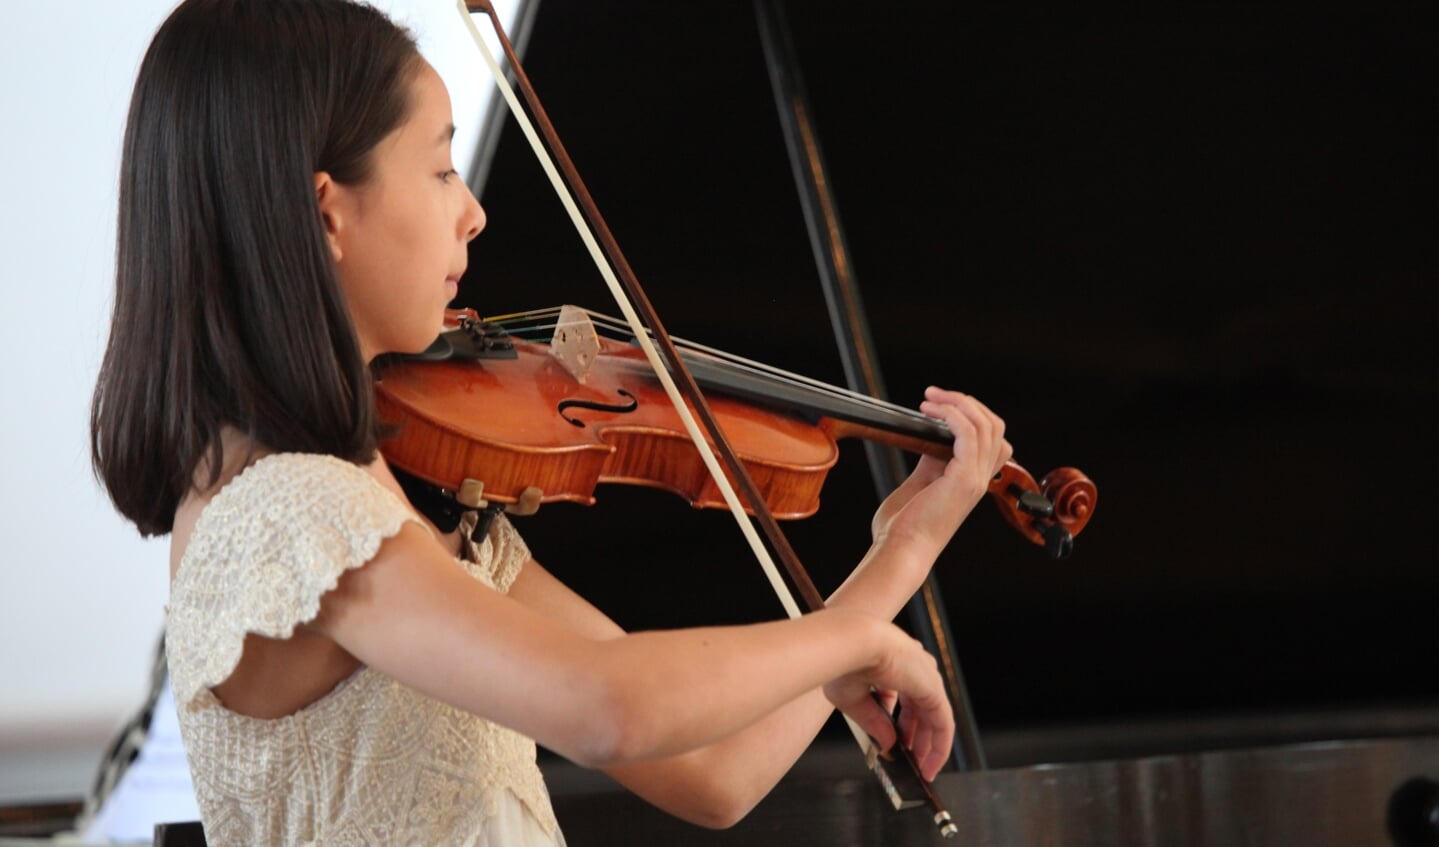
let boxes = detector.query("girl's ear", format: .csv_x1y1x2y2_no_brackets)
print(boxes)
314,172,343,263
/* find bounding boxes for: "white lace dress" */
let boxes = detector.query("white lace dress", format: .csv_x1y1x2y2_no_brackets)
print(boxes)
166,453,565,846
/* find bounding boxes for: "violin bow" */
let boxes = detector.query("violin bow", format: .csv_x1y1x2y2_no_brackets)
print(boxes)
456,1,959,837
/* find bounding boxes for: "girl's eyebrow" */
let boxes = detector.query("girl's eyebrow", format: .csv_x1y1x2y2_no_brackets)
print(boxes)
437,123,456,145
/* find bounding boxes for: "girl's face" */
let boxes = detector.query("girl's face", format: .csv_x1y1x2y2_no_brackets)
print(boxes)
325,60,485,361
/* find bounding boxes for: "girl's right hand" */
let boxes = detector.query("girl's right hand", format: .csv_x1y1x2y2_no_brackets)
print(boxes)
821,620,954,781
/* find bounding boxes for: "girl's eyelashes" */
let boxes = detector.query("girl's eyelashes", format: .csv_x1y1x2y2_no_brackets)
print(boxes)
439,168,459,183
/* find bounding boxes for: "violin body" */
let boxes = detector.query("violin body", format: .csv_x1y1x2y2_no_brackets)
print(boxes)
376,334,841,519
375,308,1095,554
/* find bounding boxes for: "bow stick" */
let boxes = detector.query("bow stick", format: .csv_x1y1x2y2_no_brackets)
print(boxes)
456,2,958,836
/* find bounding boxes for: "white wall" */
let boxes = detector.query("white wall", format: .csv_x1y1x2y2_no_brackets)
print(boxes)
0,0,522,799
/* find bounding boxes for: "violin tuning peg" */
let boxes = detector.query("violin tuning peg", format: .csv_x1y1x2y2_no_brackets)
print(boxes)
1012,488,1055,519
1038,522,1074,560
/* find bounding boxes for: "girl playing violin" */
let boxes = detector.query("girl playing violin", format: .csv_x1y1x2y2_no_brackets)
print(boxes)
90,0,1012,843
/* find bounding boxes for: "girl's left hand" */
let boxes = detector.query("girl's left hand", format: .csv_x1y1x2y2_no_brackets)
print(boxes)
869,387,1013,563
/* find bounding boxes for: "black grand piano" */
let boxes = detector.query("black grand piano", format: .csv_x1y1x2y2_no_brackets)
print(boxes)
462,1,1439,844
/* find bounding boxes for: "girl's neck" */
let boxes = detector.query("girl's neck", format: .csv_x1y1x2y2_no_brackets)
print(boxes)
188,426,273,502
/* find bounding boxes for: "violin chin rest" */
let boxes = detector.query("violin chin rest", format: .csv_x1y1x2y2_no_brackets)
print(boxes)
457,478,488,509
510,486,544,516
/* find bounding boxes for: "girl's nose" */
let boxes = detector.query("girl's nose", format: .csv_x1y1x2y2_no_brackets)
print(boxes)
462,188,485,242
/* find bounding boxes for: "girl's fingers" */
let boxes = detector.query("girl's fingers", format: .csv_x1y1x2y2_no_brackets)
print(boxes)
920,388,1008,475
922,393,1004,443
994,436,1015,476
905,693,954,781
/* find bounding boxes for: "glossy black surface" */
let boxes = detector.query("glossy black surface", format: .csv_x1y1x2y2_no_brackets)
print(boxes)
549,737,1439,846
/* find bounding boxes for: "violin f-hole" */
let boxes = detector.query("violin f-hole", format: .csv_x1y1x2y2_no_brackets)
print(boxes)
557,389,638,427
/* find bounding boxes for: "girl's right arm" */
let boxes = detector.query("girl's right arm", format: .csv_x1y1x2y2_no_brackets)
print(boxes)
306,522,952,774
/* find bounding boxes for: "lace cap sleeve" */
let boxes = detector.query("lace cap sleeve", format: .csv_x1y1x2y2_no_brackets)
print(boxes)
167,454,420,707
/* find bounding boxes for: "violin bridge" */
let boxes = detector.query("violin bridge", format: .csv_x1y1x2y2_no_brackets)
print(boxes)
549,304,601,384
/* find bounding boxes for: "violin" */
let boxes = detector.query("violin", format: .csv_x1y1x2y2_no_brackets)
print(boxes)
375,306,1095,558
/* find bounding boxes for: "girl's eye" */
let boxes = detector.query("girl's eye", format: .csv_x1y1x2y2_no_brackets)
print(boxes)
439,169,459,183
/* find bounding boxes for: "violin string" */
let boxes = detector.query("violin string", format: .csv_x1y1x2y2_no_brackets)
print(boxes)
600,312,933,420
495,309,930,424
488,307,946,433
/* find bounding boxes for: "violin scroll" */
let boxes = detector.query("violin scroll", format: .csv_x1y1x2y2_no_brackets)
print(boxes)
1040,467,1096,529
989,461,1097,559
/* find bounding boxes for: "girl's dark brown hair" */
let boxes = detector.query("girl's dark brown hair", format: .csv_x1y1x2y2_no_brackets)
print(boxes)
91,0,420,536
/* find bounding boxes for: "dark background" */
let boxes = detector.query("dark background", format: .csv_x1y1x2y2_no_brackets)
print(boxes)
459,2,1437,755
